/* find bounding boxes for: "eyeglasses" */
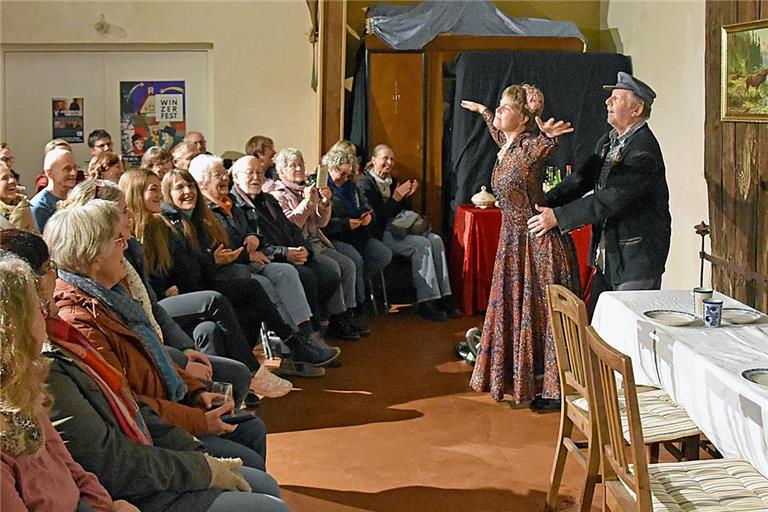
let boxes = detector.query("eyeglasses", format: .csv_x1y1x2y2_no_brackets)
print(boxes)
114,235,129,250
0,155,15,164
39,296,51,318
211,172,229,180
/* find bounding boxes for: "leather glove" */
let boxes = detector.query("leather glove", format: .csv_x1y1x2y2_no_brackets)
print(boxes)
204,454,252,492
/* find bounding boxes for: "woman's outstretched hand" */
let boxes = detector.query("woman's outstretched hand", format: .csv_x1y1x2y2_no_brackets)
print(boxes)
460,100,487,114
535,116,574,138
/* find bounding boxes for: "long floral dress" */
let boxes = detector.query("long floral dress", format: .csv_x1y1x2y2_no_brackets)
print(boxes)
469,111,580,403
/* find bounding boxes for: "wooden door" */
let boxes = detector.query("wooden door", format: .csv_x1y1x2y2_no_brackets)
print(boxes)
368,52,425,211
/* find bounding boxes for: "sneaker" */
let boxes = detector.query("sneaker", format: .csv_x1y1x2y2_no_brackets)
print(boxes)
417,300,448,321
274,357,326,378
326,315,361,340
287,332,341,367
243,392,262,409
348,311,370,336
249,365,292,398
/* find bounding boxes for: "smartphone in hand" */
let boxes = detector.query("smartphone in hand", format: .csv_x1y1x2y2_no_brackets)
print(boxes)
221,410,257,425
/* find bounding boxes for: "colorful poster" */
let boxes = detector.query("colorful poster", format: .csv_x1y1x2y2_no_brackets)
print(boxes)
52,97,84,143
119,81,185,166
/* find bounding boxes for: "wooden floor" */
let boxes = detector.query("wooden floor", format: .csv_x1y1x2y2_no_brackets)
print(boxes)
259,308,602,512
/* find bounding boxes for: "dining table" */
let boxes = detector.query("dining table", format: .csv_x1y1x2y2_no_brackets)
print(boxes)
591,290,768,475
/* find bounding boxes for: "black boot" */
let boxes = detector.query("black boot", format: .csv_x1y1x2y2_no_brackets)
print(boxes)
440,295,462,319
327,314,361,340
417,300,448,321
347,309,370,336
285,332,341,367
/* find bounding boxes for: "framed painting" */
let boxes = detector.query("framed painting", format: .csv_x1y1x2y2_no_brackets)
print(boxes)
722,19,768,122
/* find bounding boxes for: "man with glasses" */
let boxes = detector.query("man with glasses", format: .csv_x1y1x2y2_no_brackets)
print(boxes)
0,142,22,186
30,148,78,230
184,131,209,155
172,141,201,171
88,129,114,157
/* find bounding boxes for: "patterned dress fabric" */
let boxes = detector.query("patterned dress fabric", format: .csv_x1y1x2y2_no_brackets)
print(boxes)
470,111,580,403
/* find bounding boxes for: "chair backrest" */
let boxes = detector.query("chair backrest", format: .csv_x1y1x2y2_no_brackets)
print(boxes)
585,325,653,512
546,285,590,400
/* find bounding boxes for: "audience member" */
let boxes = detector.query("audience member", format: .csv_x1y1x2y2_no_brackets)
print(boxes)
359,144,460,320
230,155,356,339
270,149,369,337
44,200,270,469
244,135,276,185
322,149,392,309
88,151,125,182
0,252,134,512
141,146,174,179
30,148,77,230
0,160,39,232
172,141,201,171
185,131,209,155
61,179,255,406
88,129,114,158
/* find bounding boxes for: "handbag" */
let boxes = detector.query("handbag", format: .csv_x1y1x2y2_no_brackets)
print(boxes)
388,210,431,239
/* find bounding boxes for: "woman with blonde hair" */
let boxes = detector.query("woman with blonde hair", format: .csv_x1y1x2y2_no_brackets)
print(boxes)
88,151,124,182
461,85,579,406
0,252,136,511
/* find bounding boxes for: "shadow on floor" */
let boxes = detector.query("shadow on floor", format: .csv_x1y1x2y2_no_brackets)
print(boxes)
281,484,569,512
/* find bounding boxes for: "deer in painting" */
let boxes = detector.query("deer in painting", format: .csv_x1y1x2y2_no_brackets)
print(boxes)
745,69,768,95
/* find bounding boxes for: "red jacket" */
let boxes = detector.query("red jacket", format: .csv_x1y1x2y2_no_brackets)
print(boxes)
54,279,209,435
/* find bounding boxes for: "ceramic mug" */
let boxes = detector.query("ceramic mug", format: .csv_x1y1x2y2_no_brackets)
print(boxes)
703,298,723,327
693,287,714,317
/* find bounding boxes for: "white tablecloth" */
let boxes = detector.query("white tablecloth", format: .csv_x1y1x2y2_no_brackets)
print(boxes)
592,290,768,475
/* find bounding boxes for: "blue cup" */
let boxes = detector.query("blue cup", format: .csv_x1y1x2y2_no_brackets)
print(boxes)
703,299,723,327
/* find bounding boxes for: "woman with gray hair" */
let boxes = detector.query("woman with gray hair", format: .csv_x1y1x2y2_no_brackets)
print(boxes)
44,200,271,469
270,148,368,337
60,179,259,406
322,149,392,309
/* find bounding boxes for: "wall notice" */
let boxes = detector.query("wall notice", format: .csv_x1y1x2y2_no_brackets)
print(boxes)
119,81,186,166
52,97,84,143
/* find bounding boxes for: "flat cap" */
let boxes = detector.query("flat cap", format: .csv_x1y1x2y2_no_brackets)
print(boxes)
603,71,656,106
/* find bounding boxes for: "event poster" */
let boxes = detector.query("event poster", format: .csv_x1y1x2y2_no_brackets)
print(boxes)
119,81,186,166
52,98,84,143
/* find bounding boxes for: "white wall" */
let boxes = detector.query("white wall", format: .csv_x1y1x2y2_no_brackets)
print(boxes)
603,0,710,290
0,0,318,170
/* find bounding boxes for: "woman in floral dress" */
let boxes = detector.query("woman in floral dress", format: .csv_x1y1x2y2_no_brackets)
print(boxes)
461,85,580,404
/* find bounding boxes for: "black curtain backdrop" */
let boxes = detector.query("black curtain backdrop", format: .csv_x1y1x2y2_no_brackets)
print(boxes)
447,51,632,223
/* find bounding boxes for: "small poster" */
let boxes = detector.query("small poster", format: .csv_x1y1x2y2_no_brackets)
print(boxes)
52,97,84,143
119,81,186,166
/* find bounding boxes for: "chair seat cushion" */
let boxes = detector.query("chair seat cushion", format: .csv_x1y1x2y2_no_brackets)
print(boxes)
641,459,768,511
571,388,700,443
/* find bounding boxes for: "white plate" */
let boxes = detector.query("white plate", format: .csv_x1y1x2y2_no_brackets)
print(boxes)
643,309,698,326
722,308,764,325
742,368,768,387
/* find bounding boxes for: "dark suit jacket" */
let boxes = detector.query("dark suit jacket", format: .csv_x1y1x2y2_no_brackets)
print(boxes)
544,123,670,284
231,187,313,262
358,172,413,240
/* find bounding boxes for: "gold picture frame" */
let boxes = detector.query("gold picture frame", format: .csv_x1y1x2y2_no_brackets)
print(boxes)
722,19,768,122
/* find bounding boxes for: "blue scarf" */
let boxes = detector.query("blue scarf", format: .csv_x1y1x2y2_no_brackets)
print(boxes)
58,270,188,402
327,177,362,217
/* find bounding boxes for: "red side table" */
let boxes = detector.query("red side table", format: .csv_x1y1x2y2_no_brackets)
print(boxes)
450,204,592,315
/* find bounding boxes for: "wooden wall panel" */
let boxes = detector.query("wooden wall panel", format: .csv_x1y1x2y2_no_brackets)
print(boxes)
705,0,768,310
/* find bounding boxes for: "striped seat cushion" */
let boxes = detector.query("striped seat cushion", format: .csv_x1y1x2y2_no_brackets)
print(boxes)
572,388,700,443
628,459,768,511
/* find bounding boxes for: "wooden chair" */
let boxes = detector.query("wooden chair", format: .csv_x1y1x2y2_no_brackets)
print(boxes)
585,325,768,511
544,285,701,512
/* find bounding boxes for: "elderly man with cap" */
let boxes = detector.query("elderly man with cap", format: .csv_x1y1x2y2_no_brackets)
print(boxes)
527,71,670,313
